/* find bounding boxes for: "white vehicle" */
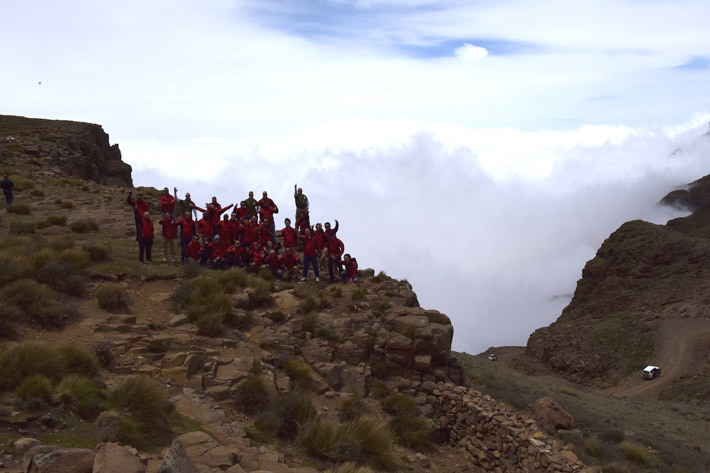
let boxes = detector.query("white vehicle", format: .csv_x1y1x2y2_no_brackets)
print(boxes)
642,365,661,380
488,353,497,361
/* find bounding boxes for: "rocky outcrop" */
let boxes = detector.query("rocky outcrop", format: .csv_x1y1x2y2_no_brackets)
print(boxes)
659,173,710,211
0,114,132,186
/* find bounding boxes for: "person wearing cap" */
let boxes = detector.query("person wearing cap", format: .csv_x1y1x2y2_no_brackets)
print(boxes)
208,234,229,268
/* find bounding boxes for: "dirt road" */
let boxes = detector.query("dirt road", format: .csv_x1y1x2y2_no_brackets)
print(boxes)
605,318,710,399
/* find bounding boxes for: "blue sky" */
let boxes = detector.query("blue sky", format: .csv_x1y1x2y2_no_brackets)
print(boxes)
2,0,710,352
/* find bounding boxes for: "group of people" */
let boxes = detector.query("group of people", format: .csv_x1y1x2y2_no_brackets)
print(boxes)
127,185,359,284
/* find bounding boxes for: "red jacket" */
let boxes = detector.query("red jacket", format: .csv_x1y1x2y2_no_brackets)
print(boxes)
187,240,203,260
160,194,176,213
242,221,260,244
250,248,266,266
326,235,344,258
314,230,327,253
209,203,233,225
141,219,154,239
265,253,283,271
159,218,177,239
215,220,233,242
235,207,249,221
341,259,358,278
209,240,228,259
281,252,299,270
176,218,195,239
300,234,318,256
227,245,246,262
259,223,272,244
281,226,297,248
197,218,213,238
258,205,278,224
128,197,150,217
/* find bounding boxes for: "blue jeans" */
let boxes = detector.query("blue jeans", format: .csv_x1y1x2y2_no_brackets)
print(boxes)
303,255,319,278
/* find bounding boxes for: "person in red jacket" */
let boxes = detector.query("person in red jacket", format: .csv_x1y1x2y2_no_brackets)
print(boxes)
186,235,205,264
281,218,297,249
241,215,260,246
160,187,176,218
158,211,178,262
299,227,320,282
264,249,284,278
139,212,155,264
295,209,310,236
196,211,213,243
249,242,266,269
281,247,300,280
326,234,345,283
314,223,328,270
259,218,274,245
226,240,246,267
176,211,196,262
227,213,241,245
339,254,359,284
235,201,249,221
215,214,233,243
258,191,278,242
208,235,229,268
127,191,150,241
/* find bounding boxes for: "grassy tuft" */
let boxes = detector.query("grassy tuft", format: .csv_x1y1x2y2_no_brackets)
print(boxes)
57,374,105,419
339,395,368,422
96,283,130,313
585,436,603,457
0,343,66,388
326,462,377,473
83,244,110,262
302,313,317,332
601,462,633,473
371,271,388,283
298,416,397,471
380,393,420,417
46,215,67,226
1,278,71,328
617,441,661,467
602,428,626,443
273,391,317,439
60,200,75,209
15,374,54,402
234,376,271,414
70,217,99,233
388,415,433,450
58,345,100,377
351,288,365,301
6,203,31,215
9,221,35,234
284,359,313,390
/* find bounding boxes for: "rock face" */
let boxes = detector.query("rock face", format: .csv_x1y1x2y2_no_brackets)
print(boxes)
526,397,574,430
23,445,95,473
0,114,132,186
527,174,710,388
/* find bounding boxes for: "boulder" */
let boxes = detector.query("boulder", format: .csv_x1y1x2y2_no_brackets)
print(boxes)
158,440,199,473
92,443,145,473
527,397,574,430
94,411,121,442
24,445,95,473
13,437,41,454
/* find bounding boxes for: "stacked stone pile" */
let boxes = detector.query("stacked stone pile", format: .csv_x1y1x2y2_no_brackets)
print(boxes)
415,382,597,473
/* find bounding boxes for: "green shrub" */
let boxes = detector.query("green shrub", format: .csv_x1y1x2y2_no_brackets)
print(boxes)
380,393,420,417
0,254,30,285
57,374,105,419
370,381,389,399
9,221,35,234
314,327,330,338
298,417,397,471
618,441,659,466
30,189,45,197
61,200,75,209
376,299,391,313
107,376,171,448
326,462,376,473
35,261,87,297
246,411,280,444
47,235,75,250
585,436,603,457
388,415,433,450
259,267,274,281
59,249,90,269
7,203,31,215
284,359,313,390
302,313,317,332
234,376,270,414
35,220,49,230
96,283,130,313
274,391,317,439
10,175,35,191
351,288,365,301
0,304,23,339
15,374,54,402
0,343,66,388
371,271,388,283
83,244,110,262
1,278,70,328
58,345,100,378
340,395,368,422
266,311,286,323
369,358,393,380
70,218,99,233
601,462,633,473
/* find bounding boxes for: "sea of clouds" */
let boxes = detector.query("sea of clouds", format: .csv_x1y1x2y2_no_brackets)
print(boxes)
128,117,709,354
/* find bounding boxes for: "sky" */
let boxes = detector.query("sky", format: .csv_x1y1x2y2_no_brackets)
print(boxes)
2,0,710,353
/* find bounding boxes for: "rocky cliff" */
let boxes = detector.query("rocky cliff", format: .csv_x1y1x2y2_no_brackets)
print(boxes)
526,174,710,391
0,114,132,186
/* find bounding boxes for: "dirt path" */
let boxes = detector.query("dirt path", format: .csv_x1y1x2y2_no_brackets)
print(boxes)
605,318,710,398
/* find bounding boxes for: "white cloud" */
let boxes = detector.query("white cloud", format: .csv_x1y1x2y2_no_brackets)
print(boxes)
454,43,488,61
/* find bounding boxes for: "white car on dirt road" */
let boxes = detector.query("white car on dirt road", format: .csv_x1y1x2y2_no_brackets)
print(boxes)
642,365,661,380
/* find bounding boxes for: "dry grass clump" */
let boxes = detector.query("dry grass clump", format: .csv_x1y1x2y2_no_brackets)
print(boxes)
15,374,53,403
284,359,313,390
379,393,433,450
339,395,368,422
298,417,397,471
370,271,388,283
6,203,31,215
45,215,67,226
617,441,661,467
56,374,105,419
107,376,172,448
584,436,604,457
83,244,110,262
1,278,73,329
351,288,365,301
69,217,99,233
96,283,130,313
234,376,270,415
9,221,35,234
325,463,376,473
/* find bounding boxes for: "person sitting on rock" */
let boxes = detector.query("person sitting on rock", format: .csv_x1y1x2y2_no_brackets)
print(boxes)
158,211,178,262
265,248,285,278
186,234,206,265
226,240,247,267
1,175,14,205
339,253,359,284
208,235,229,269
